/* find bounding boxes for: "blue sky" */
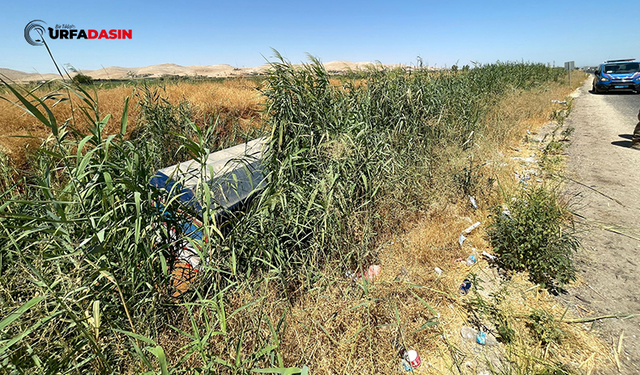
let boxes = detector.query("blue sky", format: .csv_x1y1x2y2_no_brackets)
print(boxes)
1,0,638,73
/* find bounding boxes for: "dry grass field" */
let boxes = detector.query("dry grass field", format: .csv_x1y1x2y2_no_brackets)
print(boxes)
0,79,264,167
1,65,612,374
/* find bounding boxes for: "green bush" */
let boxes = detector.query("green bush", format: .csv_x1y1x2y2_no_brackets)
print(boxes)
488,187,578,289
71,73,93,85
527,309,565,345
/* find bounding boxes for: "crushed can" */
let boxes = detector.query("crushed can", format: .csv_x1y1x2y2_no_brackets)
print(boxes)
405,350,421,368
459,278,472,295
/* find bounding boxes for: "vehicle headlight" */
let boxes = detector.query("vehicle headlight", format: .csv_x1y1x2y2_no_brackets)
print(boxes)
600,77,609,81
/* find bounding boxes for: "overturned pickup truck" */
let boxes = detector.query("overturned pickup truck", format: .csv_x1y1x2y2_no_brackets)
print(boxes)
149,137,268,270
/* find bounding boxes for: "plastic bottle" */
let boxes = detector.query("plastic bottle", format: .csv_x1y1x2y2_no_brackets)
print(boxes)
466,254,477,266
460,326,478,341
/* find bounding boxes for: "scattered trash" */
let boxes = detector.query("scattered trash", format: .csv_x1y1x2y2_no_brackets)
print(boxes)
482,332,498,345
512,156,537,163
536,178,543,183
405,350,421,368
476,331,487,345
434,267,443,276
501,209,511,217
526,129,531,135
458,233,467,247
466,255,477,266
459,279,472,295
398,358,412,372
392,339,406,356
458,222,480,249
392,340,411,372
515,173,531,182
364,265,381,282
463,221,481,235
469,195,478,209
461,326,477,341
482,250,496,261
347,264,381,282
460,326,499,346
551,100,568,104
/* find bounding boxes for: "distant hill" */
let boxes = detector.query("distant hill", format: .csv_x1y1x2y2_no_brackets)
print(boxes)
0,61,436,82
0,68,58,81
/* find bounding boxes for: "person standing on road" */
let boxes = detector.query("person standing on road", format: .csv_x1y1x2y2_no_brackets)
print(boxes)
634,109,640,149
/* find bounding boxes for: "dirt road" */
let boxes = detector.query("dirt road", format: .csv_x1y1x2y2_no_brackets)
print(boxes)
562,78,640,374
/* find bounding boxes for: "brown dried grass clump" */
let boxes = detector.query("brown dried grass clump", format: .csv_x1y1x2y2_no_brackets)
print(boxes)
0,79,264,167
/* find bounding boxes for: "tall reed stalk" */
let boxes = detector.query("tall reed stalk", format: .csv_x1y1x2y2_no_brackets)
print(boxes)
0,56,566,373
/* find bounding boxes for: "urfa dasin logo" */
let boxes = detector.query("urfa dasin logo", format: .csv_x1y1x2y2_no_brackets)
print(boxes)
24,20,132,46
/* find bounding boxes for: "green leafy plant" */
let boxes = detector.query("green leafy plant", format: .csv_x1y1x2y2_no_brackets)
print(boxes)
488,187,579,289
560,126,574,141
527,309,565,345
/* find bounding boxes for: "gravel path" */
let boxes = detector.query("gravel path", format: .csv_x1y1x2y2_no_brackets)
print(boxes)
561,78,640,374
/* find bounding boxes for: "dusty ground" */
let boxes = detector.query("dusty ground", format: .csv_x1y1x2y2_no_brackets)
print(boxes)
560,78,640,374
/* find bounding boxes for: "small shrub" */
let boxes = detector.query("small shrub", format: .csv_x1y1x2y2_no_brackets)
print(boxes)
71,73,93,85
527,309,565,345
544,139,564,155
560,125,574,141
488,186,578,289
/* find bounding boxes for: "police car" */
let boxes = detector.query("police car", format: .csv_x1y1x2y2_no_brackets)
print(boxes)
592,59,640,94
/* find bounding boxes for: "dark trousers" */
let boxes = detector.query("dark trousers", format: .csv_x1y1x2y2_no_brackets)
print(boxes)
635,110,640,145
